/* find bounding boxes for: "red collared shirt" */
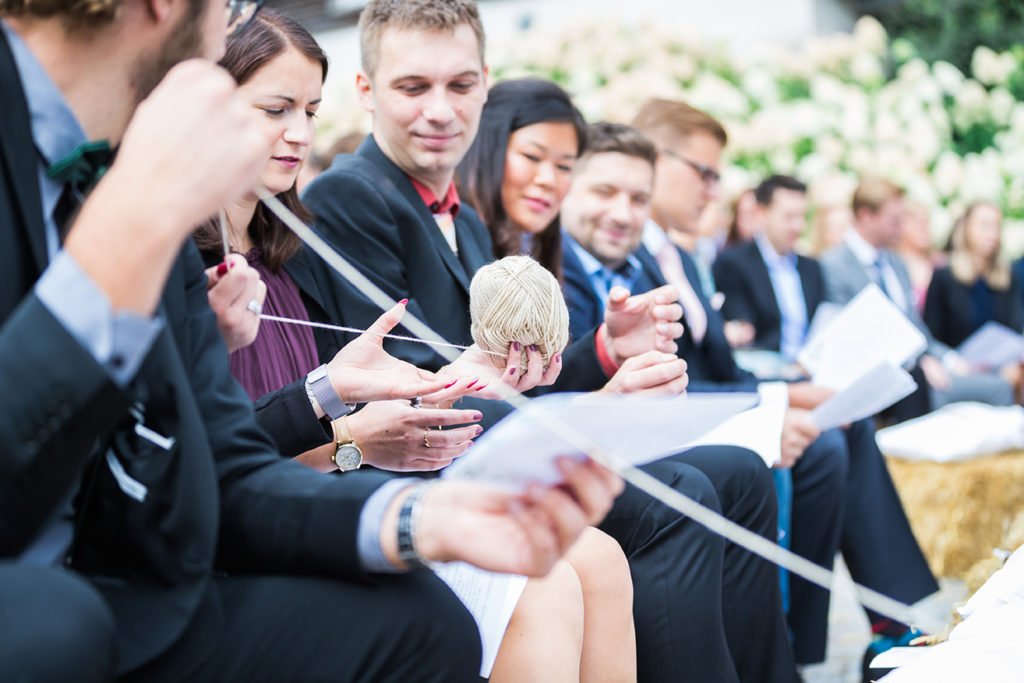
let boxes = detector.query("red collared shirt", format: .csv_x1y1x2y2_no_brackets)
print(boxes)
410,178,461,219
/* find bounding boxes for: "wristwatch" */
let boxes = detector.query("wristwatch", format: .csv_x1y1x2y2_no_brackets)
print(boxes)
306,364,351,420
331,416,363,472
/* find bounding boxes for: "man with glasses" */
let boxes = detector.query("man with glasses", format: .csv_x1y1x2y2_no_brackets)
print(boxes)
0,1,624,681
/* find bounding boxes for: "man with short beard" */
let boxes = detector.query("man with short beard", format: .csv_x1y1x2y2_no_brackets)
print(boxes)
0,1,623,681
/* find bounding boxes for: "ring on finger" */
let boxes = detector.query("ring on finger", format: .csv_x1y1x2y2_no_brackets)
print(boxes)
423,429,432,449
246,298,263,316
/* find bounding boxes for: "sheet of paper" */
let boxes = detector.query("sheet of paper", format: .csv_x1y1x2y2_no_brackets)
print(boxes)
432,562,528,678
810,362,917,431
797,285,927,390
688,382,789,466
443,392,759,491
957,321,1024,370
870,646,933,669
802,301,842,349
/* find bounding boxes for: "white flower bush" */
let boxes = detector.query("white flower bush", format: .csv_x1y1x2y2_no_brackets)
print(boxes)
481,16,1024,255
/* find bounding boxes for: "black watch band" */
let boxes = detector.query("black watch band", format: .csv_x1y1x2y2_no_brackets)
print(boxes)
397,484,430,570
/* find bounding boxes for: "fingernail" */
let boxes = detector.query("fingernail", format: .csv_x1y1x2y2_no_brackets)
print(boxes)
398,298,408,305
554,353,562,363
475,384,487,392
228,260,236,270
472,412,483,421
216,262,228,276
529,344,539,353
508,367,517,376
466,378,478,388
512,341,521,352
444,379,457,388
475,426,483,436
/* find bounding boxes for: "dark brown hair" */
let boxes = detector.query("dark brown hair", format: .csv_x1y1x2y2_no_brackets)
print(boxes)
579,121,658,169
358,0,484,78
459,78,586,280
193,9,327,272
0,0,205,34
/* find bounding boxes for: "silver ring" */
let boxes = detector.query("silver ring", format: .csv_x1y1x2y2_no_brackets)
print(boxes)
410,397,422,409
246,299,262,316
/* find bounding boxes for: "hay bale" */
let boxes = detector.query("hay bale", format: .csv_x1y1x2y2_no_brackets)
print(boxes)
886,450,1024,579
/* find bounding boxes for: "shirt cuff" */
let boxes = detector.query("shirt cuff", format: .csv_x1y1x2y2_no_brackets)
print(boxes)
594,324,622,378
35,250,163,387
357,477,417,573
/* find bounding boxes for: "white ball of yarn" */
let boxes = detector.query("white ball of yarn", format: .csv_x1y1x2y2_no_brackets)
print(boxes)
469,255,570,370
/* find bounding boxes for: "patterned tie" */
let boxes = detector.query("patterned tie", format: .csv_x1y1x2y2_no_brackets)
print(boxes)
46,140,112,195
873,255,891,300
655,240,707,343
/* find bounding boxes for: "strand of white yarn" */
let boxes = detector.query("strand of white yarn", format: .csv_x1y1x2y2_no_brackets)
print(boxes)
258,313,506,358
257,188,943,634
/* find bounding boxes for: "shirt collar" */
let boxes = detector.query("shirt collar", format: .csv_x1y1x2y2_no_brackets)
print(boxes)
2,21,87,168
755,233,797,269
410,177,461,219
565,233,641,281
642,219,669,255
844,228,881,267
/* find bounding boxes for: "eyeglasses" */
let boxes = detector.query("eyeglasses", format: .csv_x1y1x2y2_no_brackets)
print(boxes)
660,149,721,187
226,0,264,37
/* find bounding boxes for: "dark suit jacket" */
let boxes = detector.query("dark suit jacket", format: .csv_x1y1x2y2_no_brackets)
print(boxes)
301,135,607,395
0,30,392,675
713,241,825,353
923,265,1024,349
560,236,756,392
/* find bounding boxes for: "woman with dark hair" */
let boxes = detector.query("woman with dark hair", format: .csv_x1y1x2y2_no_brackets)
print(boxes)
460,77,587,280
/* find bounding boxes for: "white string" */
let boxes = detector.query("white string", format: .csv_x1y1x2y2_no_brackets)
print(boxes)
257,188,944,634
219,209,231,259
259,313,506,358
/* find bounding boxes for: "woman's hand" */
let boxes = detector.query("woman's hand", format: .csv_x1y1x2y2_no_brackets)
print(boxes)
439,342,562,401
205,253,266,352
347,400,483,471
600,351,689,396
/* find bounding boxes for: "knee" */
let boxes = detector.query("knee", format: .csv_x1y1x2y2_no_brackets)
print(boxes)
3,570,116,683
800,429,850,485
567,528,633,607
532,560,585,646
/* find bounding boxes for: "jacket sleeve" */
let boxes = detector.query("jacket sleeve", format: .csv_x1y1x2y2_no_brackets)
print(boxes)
253,378,333,458
177,243,394,580
713,251,757,324
0,292,133,555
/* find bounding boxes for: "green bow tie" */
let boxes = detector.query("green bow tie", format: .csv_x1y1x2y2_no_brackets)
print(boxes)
46,140,112,195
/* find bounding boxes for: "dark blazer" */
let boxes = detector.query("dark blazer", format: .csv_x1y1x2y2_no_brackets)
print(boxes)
301,135,607,394
713,241,825,353
923,265,1024,349
0,30,392,675
560,236,755,392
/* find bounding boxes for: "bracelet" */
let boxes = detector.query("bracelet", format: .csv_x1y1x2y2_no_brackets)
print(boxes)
397,483,430,570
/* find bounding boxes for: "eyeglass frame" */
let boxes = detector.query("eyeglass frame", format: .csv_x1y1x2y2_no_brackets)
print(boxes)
227,0,265,37
659,148,721,187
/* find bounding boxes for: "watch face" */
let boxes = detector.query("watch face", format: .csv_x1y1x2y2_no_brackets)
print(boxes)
334,444,362,471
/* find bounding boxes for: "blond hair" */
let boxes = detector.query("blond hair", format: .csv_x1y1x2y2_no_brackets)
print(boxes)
631,98,728,148
949,202,1010,290
358,0,485,78
851,176,904,217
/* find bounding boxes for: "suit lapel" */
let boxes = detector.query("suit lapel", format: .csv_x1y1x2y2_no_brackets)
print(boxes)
358,137,472,294
796,256,821,320
0,30,48,275
745,243,782,327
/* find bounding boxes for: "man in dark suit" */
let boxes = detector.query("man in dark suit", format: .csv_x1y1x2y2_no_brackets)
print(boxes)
714,175,825,359
0,2,623,681
573,115,938,670
303,3,800,682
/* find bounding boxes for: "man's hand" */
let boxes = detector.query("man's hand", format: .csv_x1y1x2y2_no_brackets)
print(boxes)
919,354,952,391
786,382,835,411
600,351,689,396
347,400,483,471
384,458,623,576
439,342,562,400
603,285,684,366
65,60,273,316
723,320,756,348
778,408,820,469
205,254,265,353
327,301,476,405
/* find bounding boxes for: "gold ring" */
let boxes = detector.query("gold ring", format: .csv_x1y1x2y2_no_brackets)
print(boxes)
423,429,432,449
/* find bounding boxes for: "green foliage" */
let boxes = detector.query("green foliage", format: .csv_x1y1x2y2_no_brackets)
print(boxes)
875,0,1024,74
